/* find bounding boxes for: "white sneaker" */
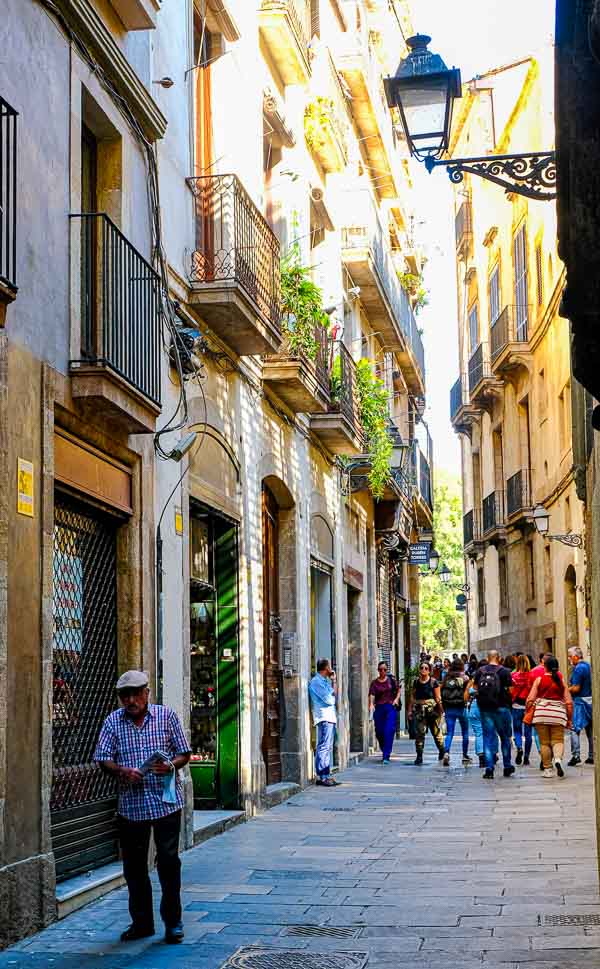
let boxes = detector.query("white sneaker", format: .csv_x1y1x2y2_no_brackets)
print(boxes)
543,768,554,778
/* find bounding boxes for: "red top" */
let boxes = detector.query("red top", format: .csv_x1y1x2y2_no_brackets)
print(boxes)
511,670,530,702
536,672,565,701
529,664,545,687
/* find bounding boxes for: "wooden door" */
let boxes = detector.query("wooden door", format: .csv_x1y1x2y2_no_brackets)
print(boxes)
262,485,282,784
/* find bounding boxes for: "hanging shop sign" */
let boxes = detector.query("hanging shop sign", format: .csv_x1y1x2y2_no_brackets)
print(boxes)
17,457,34,517
408,541,431,565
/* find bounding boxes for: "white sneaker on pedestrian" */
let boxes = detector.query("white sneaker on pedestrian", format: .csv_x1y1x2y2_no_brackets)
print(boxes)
543,768,554,778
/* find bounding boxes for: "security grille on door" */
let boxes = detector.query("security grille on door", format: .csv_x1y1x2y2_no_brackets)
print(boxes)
51,495,119,879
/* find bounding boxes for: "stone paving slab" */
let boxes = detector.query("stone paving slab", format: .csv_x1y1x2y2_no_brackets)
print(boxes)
1,736,598,968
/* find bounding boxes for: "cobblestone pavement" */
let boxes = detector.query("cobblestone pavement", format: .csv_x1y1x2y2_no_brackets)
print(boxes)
3,736,599,969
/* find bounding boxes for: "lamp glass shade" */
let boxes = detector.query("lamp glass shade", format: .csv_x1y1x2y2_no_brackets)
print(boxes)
397,77,450,156
533,503,550,535
428,548,440,572
439,564,451,584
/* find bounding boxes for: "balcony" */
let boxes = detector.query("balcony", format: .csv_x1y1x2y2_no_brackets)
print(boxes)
311,341,364,455
506,469,532,521
0,97,17,310
482,490,505,541
455,200,472,259
450,375,481,436
463,509,482,551
187,175,282,356
108,0,159,29
305,56,350,173
468,343,501,407
70,213,161,433
335,32,398,198
341,194,425,394
490,304,532,375
263,322,330,414
412,443,433,529
258,0,312,85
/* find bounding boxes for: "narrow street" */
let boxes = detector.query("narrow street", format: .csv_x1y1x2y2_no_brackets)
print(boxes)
3,737,598,969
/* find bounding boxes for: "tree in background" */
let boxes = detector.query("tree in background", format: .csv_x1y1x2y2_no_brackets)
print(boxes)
419,470,467,655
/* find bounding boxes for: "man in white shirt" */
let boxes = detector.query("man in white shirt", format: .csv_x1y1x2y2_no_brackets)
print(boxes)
308,658,341,787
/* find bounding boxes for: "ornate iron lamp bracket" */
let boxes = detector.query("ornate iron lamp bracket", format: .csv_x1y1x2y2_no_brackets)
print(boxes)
425,151,556,201
547,532,583,548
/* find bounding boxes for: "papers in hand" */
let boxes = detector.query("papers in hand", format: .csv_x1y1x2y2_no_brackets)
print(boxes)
139,749,173,775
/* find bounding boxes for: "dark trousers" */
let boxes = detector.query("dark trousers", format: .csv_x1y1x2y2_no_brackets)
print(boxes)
374,703,397,760
118,809,182,930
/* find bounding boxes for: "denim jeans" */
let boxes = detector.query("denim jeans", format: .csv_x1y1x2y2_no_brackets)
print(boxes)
511,704,533,759
481,707,513,771
444,706,470,756
468,699,485,756
316,721,336,777
571,723,594,759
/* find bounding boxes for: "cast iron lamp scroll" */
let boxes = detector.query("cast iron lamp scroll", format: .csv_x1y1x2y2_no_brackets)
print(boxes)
438,562,470,592
384,35,556,201
532,503,583,548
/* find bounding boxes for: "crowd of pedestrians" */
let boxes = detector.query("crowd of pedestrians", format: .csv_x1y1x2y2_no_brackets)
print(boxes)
404,646,593,779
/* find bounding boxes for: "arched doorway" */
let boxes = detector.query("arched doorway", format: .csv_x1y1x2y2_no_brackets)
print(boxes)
261,476,295,786
565,565,579,649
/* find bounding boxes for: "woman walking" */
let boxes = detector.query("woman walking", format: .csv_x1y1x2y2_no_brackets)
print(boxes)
368,662,401,764
410,662,445,766
441,659,471,766
527,655,573,778
511,654,533,765
467,660,489,768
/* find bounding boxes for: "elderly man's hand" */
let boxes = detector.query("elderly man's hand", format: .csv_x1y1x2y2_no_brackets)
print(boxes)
151,760,174,776
120,767,144,784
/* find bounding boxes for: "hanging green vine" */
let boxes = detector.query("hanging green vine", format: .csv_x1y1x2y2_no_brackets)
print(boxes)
280,253,329,359
398,270,429,315
355,358,393,499
304,97,335,152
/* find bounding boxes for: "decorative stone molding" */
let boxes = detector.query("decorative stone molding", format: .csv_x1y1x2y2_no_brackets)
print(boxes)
263,87,296,148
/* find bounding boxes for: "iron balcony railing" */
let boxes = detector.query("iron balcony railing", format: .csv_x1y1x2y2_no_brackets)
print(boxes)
455,199,472,254
329,340,361,433
410,444,433,510
468,343,491,393
506,469,531,517
187,174,281,332
482,490,505,535
70,213,162,405
450,376,465,420
0,97,18,293
261,0,311,53
341,197,425,382
491,305,532,360
463,509,481,547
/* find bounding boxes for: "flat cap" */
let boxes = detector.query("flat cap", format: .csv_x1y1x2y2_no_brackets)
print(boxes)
116,670,149,691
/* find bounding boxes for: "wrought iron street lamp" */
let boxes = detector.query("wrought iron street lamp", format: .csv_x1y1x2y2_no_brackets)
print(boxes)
384,35,556,201
532,503,583,547
437,562,470,592
428,547,440,573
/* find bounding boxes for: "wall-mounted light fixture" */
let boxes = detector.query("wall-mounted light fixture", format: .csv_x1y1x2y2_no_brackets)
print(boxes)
532,503,583,547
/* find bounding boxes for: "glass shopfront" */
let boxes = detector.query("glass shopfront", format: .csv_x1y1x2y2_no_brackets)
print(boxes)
189,501,240,809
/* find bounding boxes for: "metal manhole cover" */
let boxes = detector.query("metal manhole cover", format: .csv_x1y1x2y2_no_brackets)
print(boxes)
544,914,600,926
322,806,354,812
284,927,361,939
222,947,369,969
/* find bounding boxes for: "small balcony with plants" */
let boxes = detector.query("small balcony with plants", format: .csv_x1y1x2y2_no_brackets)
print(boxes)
262,257,331,414
69,212,162,434
258,0,312,85
187,174,282,356
311,340,364,455
0,96,18,314
305,55,351,174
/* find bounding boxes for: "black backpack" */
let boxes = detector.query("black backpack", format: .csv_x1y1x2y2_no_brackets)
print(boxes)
442,675,465,706
477,667,502,707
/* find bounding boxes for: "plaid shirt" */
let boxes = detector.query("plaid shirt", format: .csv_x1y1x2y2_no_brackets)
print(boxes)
94,704,191,821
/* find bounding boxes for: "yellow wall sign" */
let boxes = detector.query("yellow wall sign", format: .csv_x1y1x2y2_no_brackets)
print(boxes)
17,458,34,517
174,506,183,536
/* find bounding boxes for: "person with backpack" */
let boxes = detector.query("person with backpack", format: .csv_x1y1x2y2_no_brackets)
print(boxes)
511,654,534,765
441,659,472,766
409,661,445,765
527,655,573,778
368,661,402,764
568,647,594,766
474,650,515,779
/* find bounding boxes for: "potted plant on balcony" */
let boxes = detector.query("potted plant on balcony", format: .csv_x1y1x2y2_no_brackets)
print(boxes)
262,254,330,413
304,97,346,171
398,270,429,314
355,359,393,499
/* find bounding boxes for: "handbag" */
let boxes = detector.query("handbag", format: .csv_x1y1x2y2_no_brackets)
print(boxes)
523,704,535,726
532,698,567,727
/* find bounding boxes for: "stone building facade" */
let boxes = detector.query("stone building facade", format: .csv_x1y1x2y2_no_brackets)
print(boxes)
0,0,432,947
449,50,586,668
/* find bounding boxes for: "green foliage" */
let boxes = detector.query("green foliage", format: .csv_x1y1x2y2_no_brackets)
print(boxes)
304,97,335,151
355,358,393,499
419,470,467,655
398,270,429,315
280,253,329,360
403,663,421,702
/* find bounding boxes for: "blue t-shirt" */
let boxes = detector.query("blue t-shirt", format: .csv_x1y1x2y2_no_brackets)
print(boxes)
570,661,592,697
